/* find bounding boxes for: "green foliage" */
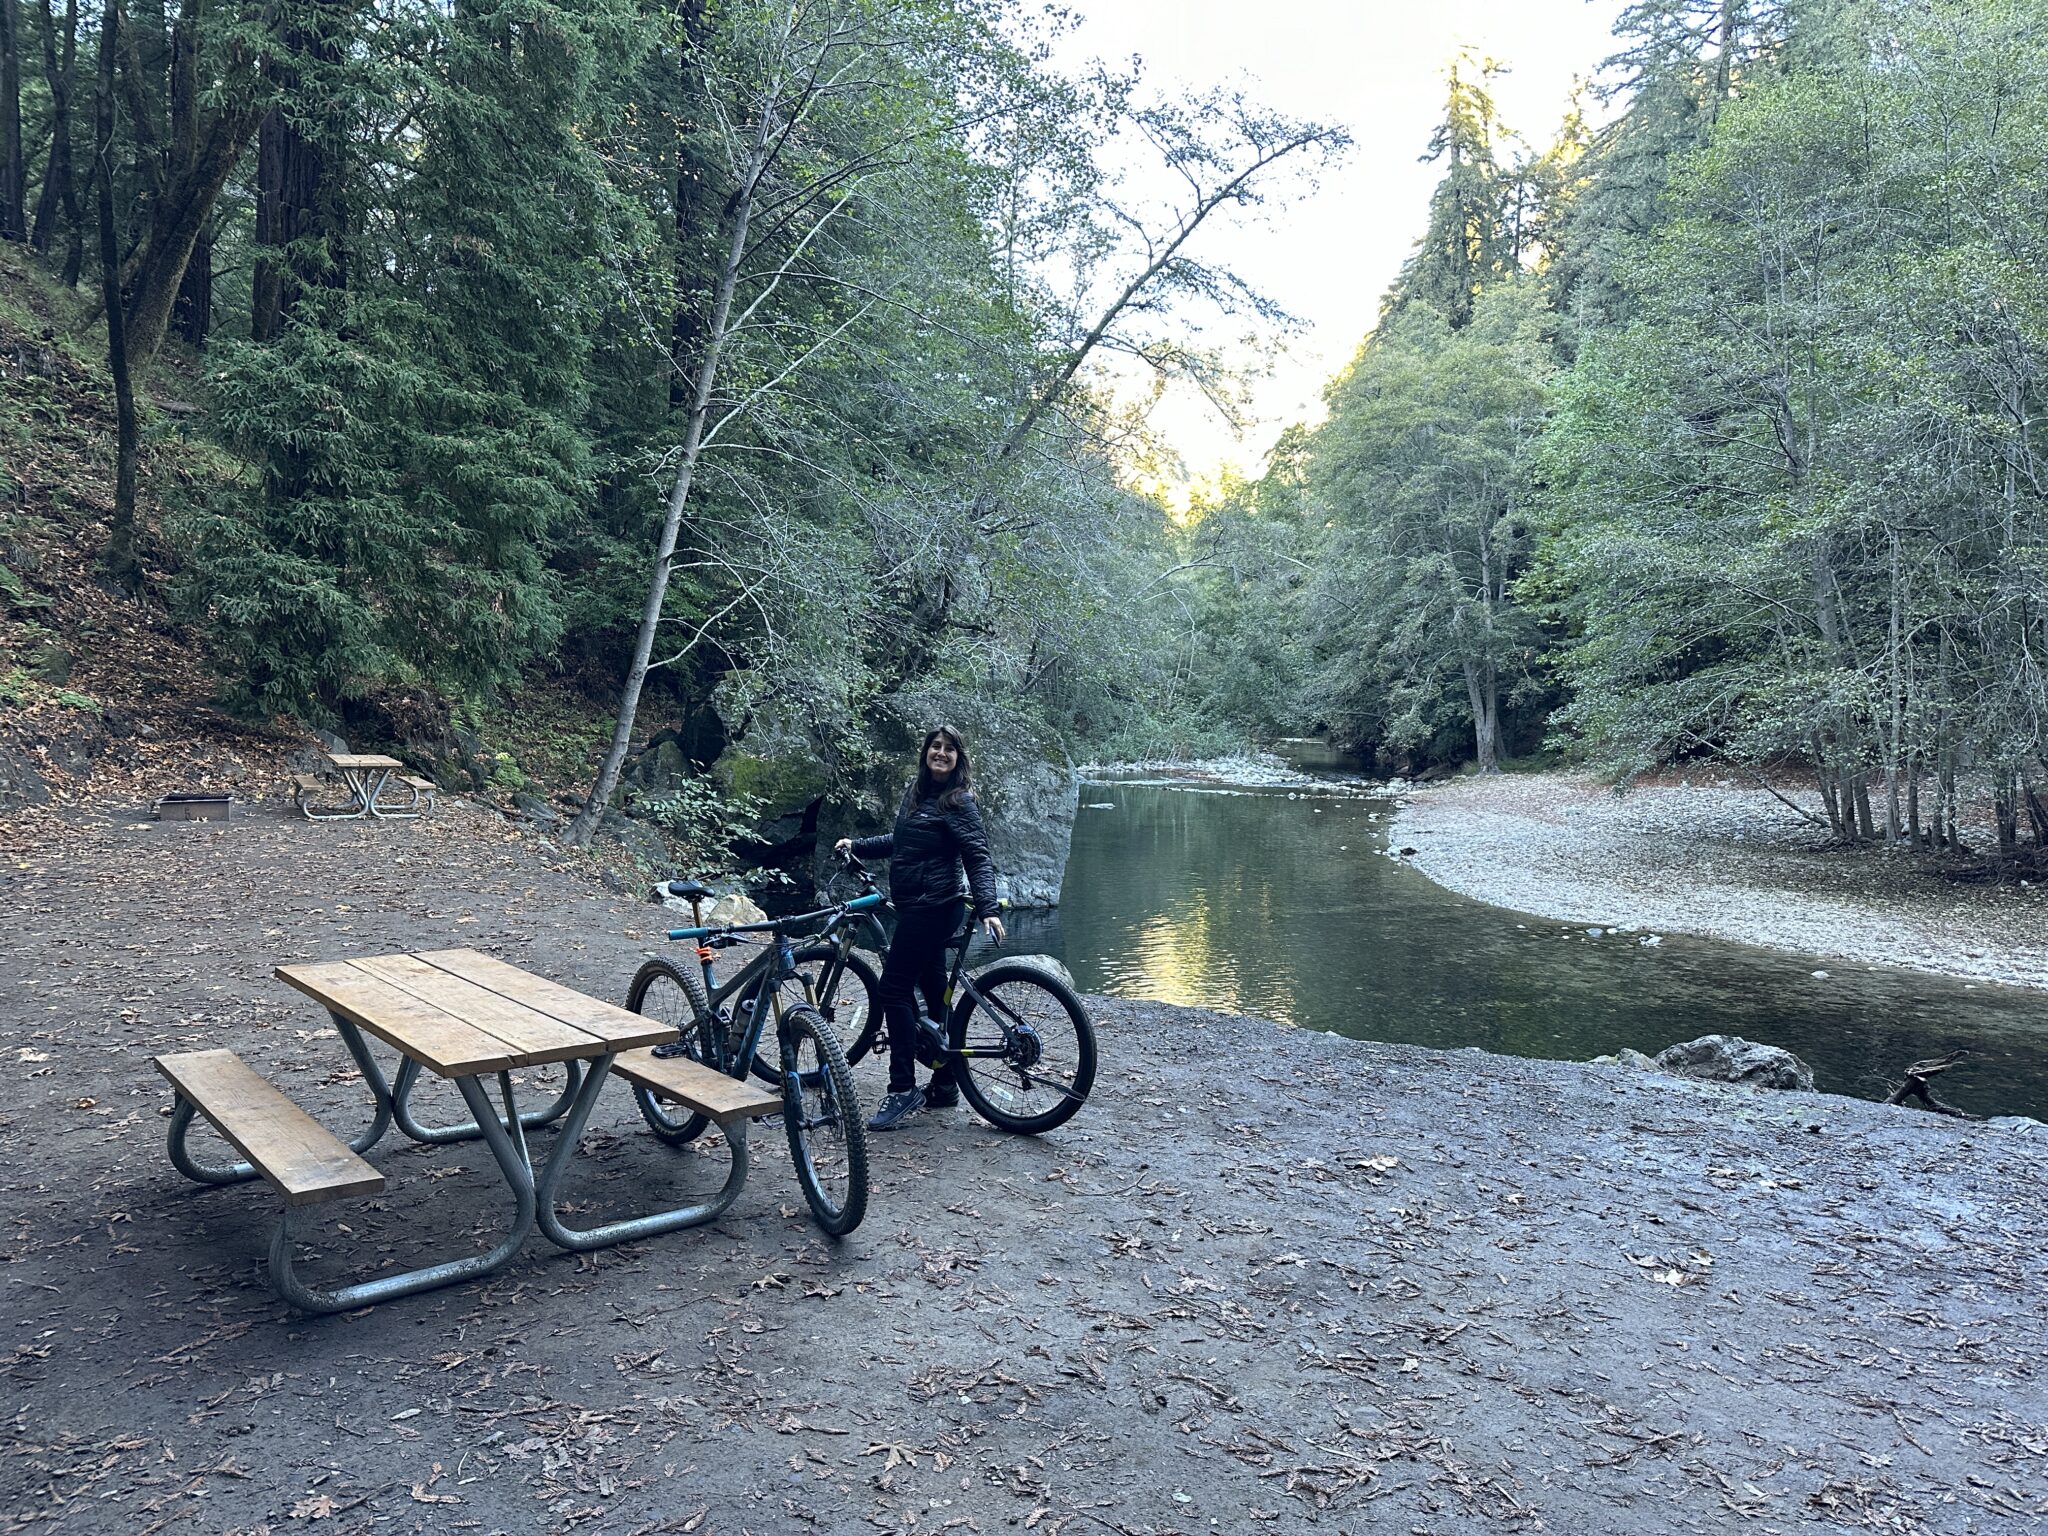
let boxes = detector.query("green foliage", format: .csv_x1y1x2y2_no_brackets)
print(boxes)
1531,0,2048,843
634,778,765,869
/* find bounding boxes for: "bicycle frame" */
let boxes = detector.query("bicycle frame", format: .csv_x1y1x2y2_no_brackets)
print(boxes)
667,893,887,1080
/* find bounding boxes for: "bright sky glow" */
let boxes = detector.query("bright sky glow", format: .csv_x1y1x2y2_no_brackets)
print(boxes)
1052,0,1629,493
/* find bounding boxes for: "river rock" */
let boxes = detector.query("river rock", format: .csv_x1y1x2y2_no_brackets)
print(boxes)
1653,1034,1816,1091
631,738,692,795
1591,1047,1659,1070
514,792,561,827
707,891,769,926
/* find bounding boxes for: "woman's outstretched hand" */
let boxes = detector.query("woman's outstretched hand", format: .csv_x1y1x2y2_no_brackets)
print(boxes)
982,915,1006,944
833,838,853,856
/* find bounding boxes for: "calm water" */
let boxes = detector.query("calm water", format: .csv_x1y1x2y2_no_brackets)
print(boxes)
1002,772,2048,1120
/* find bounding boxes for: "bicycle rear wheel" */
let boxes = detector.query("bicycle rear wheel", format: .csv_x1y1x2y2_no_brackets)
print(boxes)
780,1005,869,1235
626,958,716,1144
951,962,1096,1134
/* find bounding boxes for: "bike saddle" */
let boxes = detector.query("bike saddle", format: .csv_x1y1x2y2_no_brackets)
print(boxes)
667,879,714,902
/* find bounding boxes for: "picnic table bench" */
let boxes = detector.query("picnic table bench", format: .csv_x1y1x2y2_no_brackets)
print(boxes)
295,753,436,820
154,947,779,1313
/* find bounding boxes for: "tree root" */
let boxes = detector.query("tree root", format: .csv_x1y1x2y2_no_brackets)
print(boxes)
1884,1050,1982,1120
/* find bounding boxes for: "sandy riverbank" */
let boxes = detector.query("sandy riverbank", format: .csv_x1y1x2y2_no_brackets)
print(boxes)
2,798,2044,1532
1389,773,2048,993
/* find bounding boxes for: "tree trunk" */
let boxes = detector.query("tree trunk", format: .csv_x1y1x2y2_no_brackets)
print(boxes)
28,0,77,256
1814,740,1843,839
569,95,775,849
172,210,210,345
1993,774,2018,861
668,0,710,412
115,0,264,357
122,107,260,356
0,0,26,241
251,16,345,342
1462,658,1500,774
95,1,140,592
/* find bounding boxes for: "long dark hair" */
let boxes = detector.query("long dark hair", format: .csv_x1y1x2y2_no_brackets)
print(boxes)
913,726,972,810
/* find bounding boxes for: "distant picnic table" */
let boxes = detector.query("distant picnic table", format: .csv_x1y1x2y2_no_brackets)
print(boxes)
294,753,437,820
153,947,779,1313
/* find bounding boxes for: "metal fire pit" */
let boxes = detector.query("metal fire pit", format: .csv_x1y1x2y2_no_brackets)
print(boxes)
154,792,233,822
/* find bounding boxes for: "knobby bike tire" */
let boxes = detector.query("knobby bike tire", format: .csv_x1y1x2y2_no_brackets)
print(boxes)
779,1004,870,1236
626,957,717,1144
950,962,1098,1135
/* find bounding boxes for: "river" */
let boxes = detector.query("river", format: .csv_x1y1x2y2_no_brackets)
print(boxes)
1001,757,2048,1121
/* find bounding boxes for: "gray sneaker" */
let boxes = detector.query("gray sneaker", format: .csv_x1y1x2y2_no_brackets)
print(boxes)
866,1088,924,1131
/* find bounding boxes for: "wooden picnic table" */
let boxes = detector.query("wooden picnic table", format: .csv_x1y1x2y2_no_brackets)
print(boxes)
156,947,778,1313
297,752,423,820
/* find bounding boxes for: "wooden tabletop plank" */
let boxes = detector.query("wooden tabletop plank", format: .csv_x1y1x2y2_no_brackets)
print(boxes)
415,949,675,1052
155,1050,385,1206
276,959,516,1076
349,953,606,1067
327,753,404,770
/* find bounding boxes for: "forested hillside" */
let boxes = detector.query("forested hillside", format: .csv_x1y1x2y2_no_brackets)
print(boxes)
5,0,2046,871
1189,0,2048,857
0,0,1339,872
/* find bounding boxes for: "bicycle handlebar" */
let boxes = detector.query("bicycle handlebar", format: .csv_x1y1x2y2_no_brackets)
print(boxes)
666,888,885,944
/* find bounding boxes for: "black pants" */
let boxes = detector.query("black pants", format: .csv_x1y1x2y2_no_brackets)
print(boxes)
877,899,963,1094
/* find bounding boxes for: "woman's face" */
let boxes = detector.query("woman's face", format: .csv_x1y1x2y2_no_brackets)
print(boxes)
924,736,959,777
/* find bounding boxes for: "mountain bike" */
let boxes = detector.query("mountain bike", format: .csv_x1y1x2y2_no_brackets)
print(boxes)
808,853,1098,1135
625,881,882,1235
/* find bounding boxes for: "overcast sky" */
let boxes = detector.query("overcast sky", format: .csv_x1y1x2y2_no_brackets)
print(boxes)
1049,1,1630,492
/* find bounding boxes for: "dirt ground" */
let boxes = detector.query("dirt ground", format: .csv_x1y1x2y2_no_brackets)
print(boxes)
2,797,2044,1535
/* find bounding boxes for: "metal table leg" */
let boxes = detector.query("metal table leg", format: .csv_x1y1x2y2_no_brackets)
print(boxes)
534,1052,755,1252
366,767,419,820
390,1054,583,1144
268,1070,539,1314
302,769,371,821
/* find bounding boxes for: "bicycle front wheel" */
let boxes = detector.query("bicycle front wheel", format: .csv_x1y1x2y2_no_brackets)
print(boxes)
626,958,716,1144
780,1005,870,1235
951,962,1097,1135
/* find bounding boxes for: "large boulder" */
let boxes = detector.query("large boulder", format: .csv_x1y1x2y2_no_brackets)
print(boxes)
629,737,692,796
1653,1034,1816,1091
984,752,1079,908
716,746,829,856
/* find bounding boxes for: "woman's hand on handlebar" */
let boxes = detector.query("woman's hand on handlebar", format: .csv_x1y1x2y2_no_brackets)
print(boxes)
833,838,854,857
981,914,1005,944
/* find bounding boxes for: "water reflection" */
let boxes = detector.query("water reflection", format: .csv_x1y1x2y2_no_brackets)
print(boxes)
1004,781,2048,1119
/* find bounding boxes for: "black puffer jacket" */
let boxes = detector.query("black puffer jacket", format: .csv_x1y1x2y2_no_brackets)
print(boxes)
851,784,1000,918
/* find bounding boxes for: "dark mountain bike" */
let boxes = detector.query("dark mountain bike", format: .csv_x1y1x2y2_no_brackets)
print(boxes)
625,882,882,1235
806,853,1097,1135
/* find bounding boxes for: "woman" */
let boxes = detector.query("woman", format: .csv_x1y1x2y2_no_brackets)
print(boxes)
834,726,1005,1130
